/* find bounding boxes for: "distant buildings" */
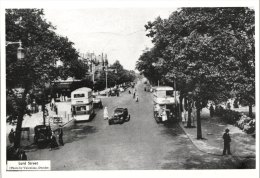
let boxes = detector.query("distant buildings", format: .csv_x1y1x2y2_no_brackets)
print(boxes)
50,52,111,99
79,52,110,81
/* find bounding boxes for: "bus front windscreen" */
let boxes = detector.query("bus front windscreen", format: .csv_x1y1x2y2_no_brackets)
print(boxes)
76,106,86,111
166,90,173,96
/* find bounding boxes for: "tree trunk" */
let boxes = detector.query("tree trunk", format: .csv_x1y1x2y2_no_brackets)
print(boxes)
249,105,253,118
14,88,28,148
14,113,23,148
42,88,46,125
42,103,46,125
196,108,202,139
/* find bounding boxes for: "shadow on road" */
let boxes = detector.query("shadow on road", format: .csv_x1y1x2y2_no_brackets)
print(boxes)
159,122,182,137
64,124,98,144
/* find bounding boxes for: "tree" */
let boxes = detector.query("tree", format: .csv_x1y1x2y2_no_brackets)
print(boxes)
137,7,255,139
136,48,165,85
6,9,84,148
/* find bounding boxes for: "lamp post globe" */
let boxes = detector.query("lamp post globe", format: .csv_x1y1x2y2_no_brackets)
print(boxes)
17,45,24,60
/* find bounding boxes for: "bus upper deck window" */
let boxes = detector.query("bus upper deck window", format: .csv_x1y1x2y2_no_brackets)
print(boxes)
74,93,85,98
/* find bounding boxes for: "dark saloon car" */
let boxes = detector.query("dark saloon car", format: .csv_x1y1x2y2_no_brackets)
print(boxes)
93,96,103,109
108,108,130,125
34,125,52,148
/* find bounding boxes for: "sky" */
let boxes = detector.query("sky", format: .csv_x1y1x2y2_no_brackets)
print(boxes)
44,8,175,70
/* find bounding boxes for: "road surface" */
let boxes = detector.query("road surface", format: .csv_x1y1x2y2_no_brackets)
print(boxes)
27,81,254,170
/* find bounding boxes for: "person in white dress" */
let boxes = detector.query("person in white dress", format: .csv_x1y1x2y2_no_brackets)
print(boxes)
161,108,168,122
104,107,109,120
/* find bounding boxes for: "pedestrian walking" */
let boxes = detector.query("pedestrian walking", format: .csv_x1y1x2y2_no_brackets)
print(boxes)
104,107,109,120
32,99,36,113
51,98,55,110
27,104,32,112
128,90,131,94
161,108,168,122
58,126,64,146
136,94,139,102
222,128,232,155
182,110,187,123
54,104,58,115
50,132,59,151
18,150,27,160
133,92,136,99
209,104,214,117
8,128,15,145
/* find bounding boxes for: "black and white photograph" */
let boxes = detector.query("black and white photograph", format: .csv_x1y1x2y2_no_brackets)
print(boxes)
1,0,259,178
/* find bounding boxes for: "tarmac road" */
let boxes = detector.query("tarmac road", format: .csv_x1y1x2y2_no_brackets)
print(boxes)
26,80,255,170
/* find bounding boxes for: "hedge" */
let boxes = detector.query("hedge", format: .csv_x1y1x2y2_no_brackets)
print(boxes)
214,105,255,134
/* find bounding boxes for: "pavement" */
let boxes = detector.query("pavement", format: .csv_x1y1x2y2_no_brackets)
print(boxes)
6,101,74,147
6,87,125,146
179,108,255,158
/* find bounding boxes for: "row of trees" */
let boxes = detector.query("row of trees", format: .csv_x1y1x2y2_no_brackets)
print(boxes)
136,7,255,139
94,60,136,91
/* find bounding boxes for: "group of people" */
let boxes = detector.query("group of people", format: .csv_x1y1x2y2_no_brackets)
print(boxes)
209,101,232,118
26,99,39,114
50,98,58,115
49,126,64,150
8,129,27,160
7,146,28,160
131,88,139,102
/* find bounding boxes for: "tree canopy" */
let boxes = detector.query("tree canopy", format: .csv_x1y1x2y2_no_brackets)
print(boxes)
137,7,255,107
6,9,87,90
5,9,88,147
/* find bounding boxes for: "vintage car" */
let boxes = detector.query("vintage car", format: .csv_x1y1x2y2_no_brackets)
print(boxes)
93,96,103,109
119,87,124,92
108,108,130,125
34,125,52,148
99,90,107,96
108,89,117,96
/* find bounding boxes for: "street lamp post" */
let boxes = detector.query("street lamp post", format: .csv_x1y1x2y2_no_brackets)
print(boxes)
105,65,117,96
105,65,108,90
6,40,24,60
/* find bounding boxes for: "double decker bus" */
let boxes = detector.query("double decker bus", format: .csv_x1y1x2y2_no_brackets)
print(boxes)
71,87,95,121
153,86,180,123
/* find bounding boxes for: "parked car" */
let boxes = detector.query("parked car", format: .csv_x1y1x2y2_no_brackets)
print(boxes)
34,125,52,148
99,91,107,96
109,89,117,96
108,108,130,125
93,96,103,109
119,87,124,92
